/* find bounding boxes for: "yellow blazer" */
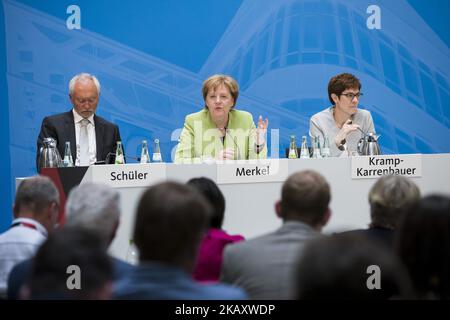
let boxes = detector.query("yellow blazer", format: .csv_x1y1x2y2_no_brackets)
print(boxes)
175,109,267,163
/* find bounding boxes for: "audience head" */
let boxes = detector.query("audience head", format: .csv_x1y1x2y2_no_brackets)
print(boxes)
65,183,120,248
278,170,331,230
187,177,225,229
134,182,211,272
368,175,420,229
27,226,113,299
396,194,450,299
296,233,412,299
13,175,60,233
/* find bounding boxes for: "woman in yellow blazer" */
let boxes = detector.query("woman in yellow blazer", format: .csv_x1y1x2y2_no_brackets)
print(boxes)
175,75,268,163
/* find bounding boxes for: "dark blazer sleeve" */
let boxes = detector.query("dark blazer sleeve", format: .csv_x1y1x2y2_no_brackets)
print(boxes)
95,116,124,164
113,124,122,155
7,258,32,300
36,111,75,171
109,124,123,164
36,116,57,171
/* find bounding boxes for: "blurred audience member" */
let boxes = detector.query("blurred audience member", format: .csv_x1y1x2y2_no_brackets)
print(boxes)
341,175,420,248
187,177,244,282
296,233,413,299
0,176,59,298
8,182,133,299
397,195,450,299
221,170,331,299
25,227,113,299
114,182,247,299
64,182,132,278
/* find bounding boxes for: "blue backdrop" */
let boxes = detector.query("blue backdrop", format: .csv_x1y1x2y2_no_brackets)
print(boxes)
1,0,450,232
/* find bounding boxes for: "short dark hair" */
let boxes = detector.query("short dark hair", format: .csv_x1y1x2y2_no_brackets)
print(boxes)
14,176,59,216
396,195,450,299
328,73,361,105
368,175,420,229
296,233,413,299
28,226,113,299
280,170,330,226
134,182,211,268
187,177,225,229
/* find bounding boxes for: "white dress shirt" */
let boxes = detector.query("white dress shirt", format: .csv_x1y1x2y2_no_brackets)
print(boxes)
0,218,48,297
72,109,97,166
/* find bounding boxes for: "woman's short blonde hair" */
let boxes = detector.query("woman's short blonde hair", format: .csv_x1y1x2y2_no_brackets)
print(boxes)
202,74,239,108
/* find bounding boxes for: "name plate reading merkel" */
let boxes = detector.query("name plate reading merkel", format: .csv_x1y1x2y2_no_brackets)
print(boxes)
216,159,289,184
351,154,422,179
89,163,167,188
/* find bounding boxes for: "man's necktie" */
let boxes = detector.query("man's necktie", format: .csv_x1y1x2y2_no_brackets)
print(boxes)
79,118,90,166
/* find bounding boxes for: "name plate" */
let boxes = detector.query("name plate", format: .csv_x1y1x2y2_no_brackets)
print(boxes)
351,154,422,179
216,159,289,184
89,163,167,188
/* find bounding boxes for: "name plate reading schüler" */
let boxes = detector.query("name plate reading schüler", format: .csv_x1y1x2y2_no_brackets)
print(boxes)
351,154,422,179
89,163,167,188
216,159,289,184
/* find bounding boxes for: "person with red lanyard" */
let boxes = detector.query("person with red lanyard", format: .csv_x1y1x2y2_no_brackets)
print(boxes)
0,176,59,298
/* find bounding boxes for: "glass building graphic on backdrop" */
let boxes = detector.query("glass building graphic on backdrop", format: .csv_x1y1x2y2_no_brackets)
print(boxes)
3,0,450,181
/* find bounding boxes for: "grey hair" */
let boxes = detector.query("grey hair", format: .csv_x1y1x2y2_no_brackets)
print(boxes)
14,176,59,215
69,73,101,96
65,183,120,246
369,175,421,229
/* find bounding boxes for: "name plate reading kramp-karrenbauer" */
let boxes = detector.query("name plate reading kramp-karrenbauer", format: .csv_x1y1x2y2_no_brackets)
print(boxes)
351,154,422,179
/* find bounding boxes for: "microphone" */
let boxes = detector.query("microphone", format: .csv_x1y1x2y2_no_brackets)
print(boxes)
125,155,141,162
94,152,114,165
225,128,242,160
94,153,141,165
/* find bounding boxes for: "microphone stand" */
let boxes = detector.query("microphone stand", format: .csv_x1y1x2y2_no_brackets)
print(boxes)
94,153,141,165
225,129,242,160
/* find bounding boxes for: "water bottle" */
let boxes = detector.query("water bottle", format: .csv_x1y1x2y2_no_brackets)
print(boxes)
300,136,310,159
62,141,74,167
115,141,124,164
321,135,331,158
152,139,163,163
140,140,150,164
126,239,139,266
288,135,298,159
312,136,322,159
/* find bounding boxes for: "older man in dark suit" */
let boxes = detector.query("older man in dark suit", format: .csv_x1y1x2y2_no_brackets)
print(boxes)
36,73,122,170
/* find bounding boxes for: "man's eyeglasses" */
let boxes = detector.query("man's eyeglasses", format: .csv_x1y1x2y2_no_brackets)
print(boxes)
73,97,98,105
340,92,363,100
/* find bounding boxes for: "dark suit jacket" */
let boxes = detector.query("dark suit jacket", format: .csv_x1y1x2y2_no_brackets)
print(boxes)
113,262,247,300
221,221,320,300
36,110,122,170
339,227,395,250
